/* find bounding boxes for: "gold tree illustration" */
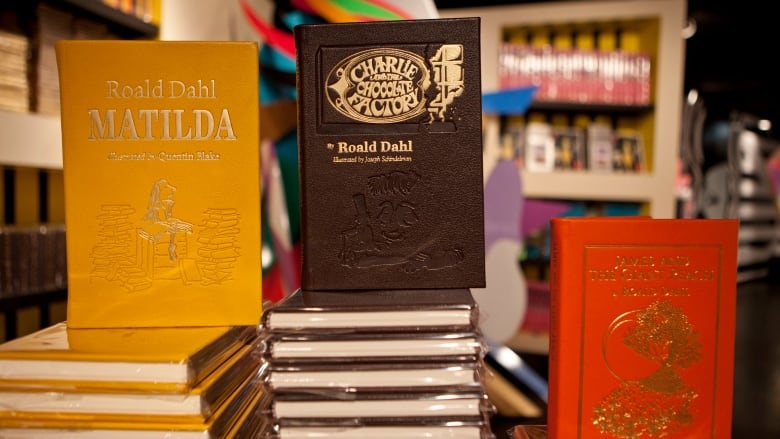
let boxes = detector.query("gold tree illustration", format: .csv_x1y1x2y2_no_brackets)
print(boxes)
592,300,702,438
623,300,702,393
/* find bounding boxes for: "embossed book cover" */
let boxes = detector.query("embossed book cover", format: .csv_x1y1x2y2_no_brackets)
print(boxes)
295,18,485,290
56,41,262,328
548,217,738,439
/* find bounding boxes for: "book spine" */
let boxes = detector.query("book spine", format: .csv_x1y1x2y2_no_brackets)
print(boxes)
547,219,563,439
294,28,312,288
547,218,583,439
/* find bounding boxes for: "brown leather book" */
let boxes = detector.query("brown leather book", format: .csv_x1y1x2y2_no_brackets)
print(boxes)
262,288,479,333
295,18,485,290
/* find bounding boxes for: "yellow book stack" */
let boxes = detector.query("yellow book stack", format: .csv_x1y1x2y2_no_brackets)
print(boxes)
0,40,269,437
0,323,271,437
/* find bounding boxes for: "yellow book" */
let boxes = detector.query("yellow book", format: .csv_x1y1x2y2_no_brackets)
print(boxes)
55,40,262,328
0,373,269,438
0,341,264,421
0,322,258,390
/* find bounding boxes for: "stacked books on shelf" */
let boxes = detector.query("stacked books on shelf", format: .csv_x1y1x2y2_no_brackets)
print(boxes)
101,0,161,24
498,40,651,106
260,288,496,438
34,4,71,116
0,28,29,114
503,115,646,174
0,323,272,437
1,3,122,117
1,224,67,299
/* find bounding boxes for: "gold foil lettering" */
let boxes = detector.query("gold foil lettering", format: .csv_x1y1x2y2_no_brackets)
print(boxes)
428,44,464,121
613,255,655,270
669,269,714,280
87,108,234,140
326,48,429,123
589,269,617,281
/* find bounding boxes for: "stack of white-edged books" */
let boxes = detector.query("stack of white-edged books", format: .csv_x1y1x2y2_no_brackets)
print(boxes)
260,288,496,439
0,322,271,438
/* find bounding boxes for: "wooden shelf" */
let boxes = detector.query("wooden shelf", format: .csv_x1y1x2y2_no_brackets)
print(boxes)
0,0,160,171
0,111,62,170
527,101,653,115
44,0,157,37
520,170,673,207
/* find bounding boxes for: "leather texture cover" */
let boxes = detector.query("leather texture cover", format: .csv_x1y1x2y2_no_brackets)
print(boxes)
295,18,485,290
548,217,738,439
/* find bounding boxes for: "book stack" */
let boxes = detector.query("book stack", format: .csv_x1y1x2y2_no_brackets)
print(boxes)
34,4,71,116
0,28,29,114
0,224,67,298
0,40,269,437
0,322,272,437
261,288,496,438
280,17,494,437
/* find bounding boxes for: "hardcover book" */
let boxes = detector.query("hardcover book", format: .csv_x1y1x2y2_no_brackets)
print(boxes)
295,18,485,290
268,360,483,393
275,423,491,439
55,40,262,328
612,129,644,172
552,126,585,170
222,388,275,438
586,122,614,172
262,288,479,333
0,322,257,390
0,342,263,419
548,217,738,439
266,331,485,364
0,373,268,438
524,121,555,172
272,390,491,422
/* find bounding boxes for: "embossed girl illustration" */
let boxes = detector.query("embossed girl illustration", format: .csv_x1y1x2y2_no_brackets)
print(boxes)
143,179,193,261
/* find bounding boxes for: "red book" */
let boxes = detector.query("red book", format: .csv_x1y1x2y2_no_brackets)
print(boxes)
548,217,738,439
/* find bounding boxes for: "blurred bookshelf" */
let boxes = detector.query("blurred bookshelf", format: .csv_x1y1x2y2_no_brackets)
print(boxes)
0,0,159,340
441,0,686,218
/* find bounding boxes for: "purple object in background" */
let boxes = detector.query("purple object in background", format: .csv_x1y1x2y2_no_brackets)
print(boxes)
521,199,572,238
484,159,523,249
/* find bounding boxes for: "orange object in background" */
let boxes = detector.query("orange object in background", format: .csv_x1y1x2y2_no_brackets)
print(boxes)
548,217,738,439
